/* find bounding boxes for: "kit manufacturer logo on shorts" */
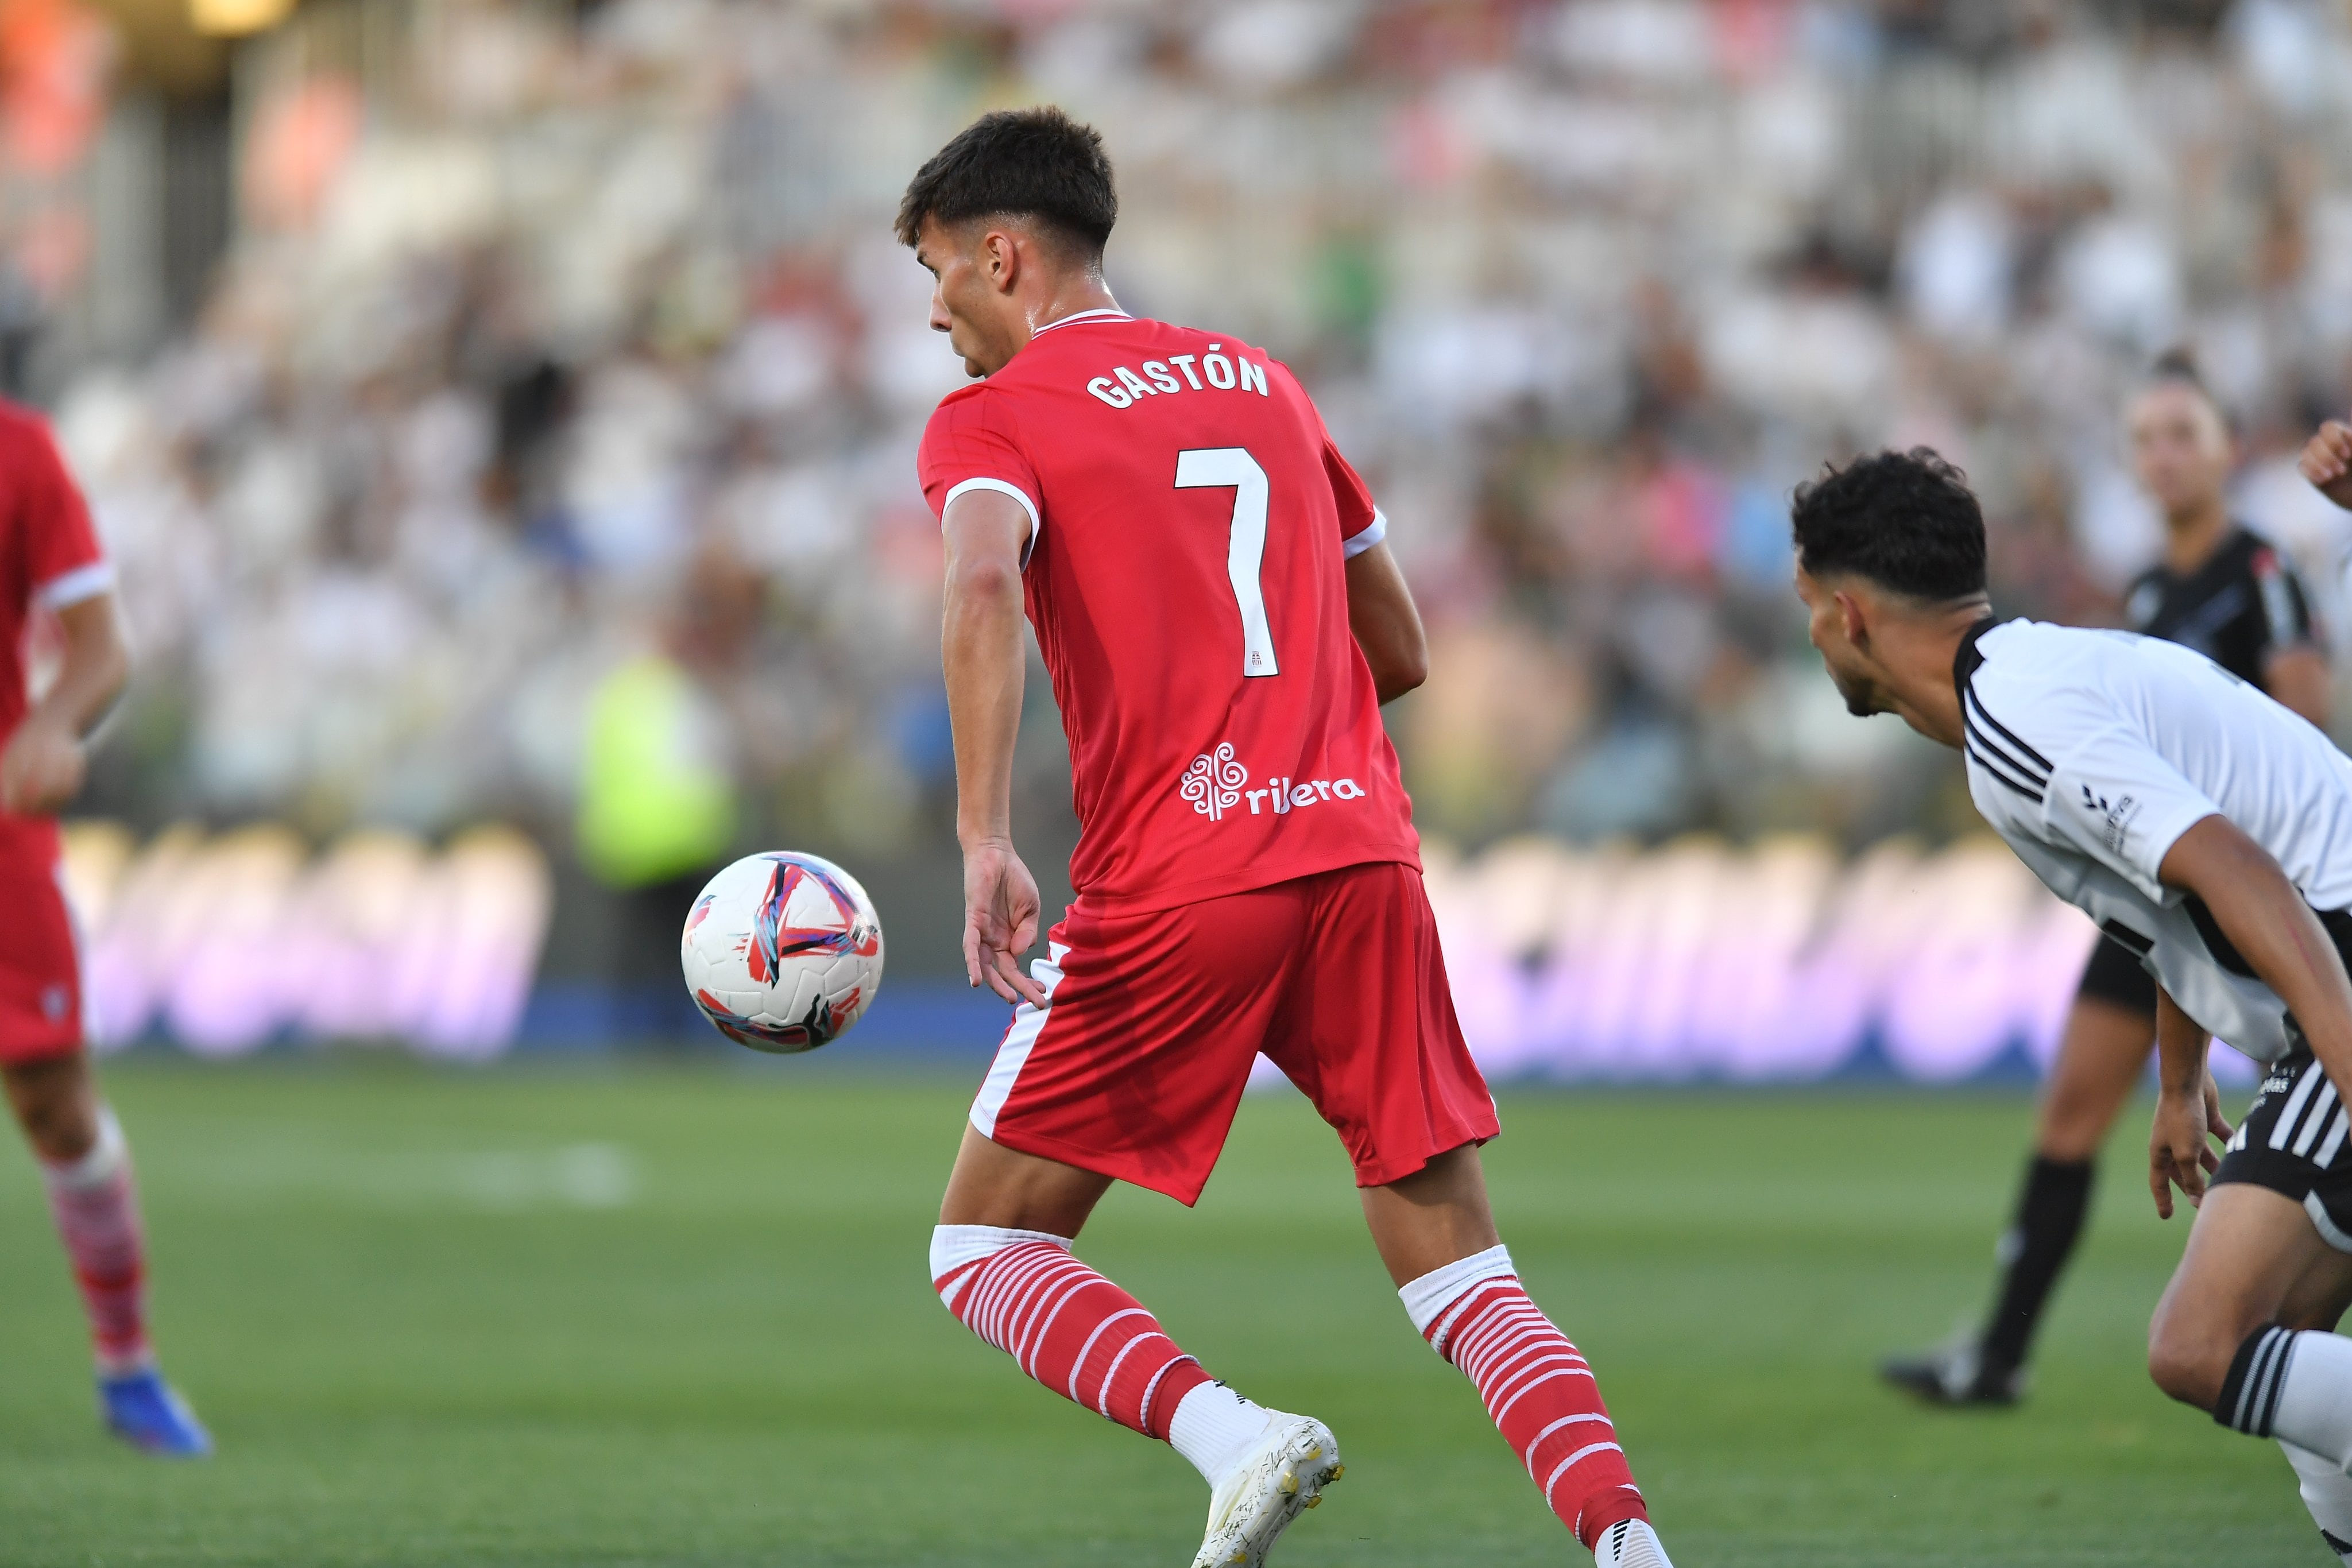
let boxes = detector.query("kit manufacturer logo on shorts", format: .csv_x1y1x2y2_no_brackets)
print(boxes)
1180,743,1367,822
2080,784,2141,856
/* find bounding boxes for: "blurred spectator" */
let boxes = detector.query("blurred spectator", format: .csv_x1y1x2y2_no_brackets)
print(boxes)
22,0,2352,910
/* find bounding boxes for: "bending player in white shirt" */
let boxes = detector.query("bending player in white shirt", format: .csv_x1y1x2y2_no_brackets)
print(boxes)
1791,445,2352,1560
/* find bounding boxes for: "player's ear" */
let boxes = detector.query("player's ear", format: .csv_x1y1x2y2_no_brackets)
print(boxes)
981,228,1019,293
1833,584,1869,652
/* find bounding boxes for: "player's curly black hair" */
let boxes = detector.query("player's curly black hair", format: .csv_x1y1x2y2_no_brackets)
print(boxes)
895,106,1117,261
1789,447,1987,603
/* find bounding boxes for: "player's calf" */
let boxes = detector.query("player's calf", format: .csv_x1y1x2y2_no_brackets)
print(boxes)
927,1226,1285,1476
33,1097,211,1455
31,1098,153,1374
9,1055,207,1454
930,1225,1213,1442
930,1225,1339,1565
1400,1244,1670,1567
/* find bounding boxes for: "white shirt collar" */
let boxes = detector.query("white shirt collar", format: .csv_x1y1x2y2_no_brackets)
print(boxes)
1029,308,1132,339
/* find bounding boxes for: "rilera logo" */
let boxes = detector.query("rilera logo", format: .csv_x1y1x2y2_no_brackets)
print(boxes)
1181,744,1248,819
1180,743,1367,822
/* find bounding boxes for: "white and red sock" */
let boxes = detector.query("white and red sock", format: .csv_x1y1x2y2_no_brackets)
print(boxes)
931,1225,1220,1456
1402,1245,1646,1551
38,1105,152,1375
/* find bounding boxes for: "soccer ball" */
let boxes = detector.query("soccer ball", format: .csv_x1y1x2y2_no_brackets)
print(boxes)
680,851,884,1052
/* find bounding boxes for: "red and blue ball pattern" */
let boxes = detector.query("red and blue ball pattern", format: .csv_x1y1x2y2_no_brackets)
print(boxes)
680,852,884,1052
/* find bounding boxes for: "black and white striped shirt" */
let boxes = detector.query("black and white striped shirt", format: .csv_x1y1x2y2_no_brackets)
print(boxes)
1957,618,2352,1065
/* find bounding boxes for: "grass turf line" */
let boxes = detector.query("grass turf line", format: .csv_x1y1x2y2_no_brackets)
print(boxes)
0,1060,2320,1566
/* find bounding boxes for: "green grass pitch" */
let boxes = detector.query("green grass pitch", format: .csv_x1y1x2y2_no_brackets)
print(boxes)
0,1059,2320,1565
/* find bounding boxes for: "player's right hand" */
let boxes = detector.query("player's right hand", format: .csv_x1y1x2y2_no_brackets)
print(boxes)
2298,419,2352,510
961,837,1050,1009
0,713,86,816
2147,1075,2228,1220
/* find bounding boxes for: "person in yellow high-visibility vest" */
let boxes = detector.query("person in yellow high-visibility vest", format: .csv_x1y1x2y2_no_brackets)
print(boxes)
578,651,736,893
577,543,761,1039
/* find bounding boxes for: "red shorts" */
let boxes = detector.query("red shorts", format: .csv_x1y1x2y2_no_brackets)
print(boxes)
0,849,86,1066
972,861,1498,1205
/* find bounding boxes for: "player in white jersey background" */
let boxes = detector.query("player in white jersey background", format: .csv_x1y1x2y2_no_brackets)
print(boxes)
1789,444,2352,1561
1884,355,2335,1410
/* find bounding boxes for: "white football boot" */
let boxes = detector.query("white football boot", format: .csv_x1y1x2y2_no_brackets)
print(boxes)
1592,1517,1674,1568
1188,1411,1343,1568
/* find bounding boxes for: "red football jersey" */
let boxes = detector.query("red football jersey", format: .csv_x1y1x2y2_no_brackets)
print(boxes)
919,310,1419,916
0,400,109,869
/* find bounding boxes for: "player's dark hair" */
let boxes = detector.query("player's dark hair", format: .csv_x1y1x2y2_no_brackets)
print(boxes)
1789,447,1987,603
895,106,1117,262
2141,347,2237,434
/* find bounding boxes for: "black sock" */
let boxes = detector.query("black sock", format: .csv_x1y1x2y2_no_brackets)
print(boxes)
1978,1155,2094,1374
2216,1325,2295,1435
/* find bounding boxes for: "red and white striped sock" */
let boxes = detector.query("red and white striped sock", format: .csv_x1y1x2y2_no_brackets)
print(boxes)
38,1106,152,1375
932,1225,1219,1454
1403,1245,1646,1550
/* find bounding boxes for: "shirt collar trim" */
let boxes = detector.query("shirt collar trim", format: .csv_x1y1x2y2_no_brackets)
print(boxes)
1029,309,1132,339
1953,613,2002,696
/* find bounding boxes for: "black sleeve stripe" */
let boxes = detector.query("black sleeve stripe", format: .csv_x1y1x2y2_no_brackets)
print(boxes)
1964,682,2053,772
1965,742,2045,803
1962,707,2049,788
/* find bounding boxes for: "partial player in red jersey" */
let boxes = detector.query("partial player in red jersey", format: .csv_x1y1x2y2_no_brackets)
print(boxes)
0,401,208,1454
900,110,1671,1568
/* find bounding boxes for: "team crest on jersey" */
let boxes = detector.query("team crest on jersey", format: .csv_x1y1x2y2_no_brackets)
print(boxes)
1179,742,1370,821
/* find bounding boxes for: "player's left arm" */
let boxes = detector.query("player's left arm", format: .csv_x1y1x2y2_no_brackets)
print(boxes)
940,487,1049,1008
1344,540,1428,704
2157,814,2352,1139
2264,645,2331,729
2147,984,2228,1219
0,589,129,816
1316,420,1426,704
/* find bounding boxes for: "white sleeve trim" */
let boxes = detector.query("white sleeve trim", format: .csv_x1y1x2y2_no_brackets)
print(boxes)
943,477,1041,568
1342,508,1388,560
2109,801,2222,903
35,560,114,610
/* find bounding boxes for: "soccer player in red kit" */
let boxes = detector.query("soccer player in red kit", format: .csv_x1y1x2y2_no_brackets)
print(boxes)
0,401,208,1454
903,109,1670,1568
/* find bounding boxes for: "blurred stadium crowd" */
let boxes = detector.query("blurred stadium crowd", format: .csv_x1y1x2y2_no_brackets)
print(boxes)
35,0,2352,940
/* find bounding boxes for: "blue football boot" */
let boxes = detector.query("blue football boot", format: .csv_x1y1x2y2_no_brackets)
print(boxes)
99,1366,212,1456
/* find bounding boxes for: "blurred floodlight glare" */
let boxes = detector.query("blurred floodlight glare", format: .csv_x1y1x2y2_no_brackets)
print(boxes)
189,0,292,36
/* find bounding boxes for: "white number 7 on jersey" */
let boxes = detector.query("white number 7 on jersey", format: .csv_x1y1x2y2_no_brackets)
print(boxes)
1173,446,1278,678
